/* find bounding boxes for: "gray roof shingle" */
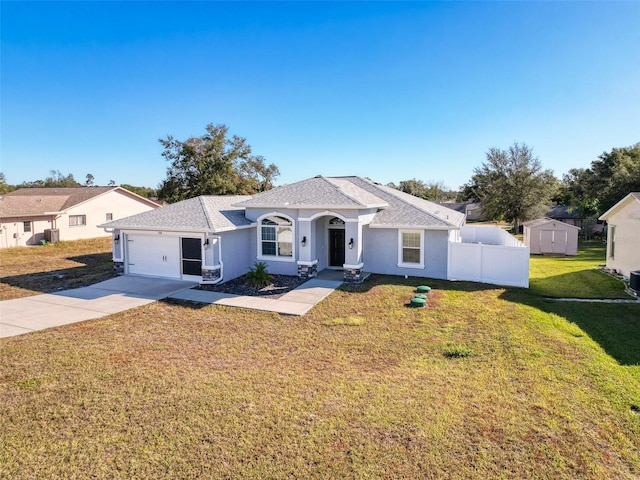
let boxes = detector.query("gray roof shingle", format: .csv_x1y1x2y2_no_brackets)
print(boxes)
100,195,251,232
233,177,388,209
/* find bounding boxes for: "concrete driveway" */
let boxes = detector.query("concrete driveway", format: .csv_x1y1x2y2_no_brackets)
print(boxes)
0,276,196,338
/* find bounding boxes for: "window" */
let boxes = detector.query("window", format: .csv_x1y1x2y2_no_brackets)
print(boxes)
69,215,86,227
106,213,113,221
260,216,293,259
398,230,424,268
609,225,616,259
23,221,31,232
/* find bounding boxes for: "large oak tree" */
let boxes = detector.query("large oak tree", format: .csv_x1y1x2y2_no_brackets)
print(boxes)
157,123,279,203
464,143,557,232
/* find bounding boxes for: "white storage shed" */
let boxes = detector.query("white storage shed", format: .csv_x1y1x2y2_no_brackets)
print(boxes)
523,218,580,255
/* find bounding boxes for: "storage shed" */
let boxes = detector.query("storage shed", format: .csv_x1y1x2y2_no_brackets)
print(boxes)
523,217,580,255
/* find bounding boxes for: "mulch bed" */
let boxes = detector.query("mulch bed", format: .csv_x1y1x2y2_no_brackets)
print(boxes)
195,274,306,299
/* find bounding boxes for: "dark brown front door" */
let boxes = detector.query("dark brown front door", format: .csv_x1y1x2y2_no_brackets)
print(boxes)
329,229,345,267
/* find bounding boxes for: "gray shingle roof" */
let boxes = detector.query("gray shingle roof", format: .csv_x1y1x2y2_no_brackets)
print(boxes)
347,177,466,228
98,177,465,233
100,195,251,232
233,177,388,209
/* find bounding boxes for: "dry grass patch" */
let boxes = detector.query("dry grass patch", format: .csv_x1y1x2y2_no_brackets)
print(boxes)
2,274,639,479
0,237,113,300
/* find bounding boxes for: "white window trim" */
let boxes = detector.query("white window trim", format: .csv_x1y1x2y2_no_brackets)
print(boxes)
397,229,424,269
257,213,296,263
69,214,87,227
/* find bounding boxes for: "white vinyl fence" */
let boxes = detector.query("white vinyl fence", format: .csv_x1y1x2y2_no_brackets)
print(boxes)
448,226,530,288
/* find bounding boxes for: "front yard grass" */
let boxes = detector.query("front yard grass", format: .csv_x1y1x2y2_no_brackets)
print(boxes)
1,240,639,479
0,237,113,300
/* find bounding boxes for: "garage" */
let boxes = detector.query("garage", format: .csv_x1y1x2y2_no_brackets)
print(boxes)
126,234,203,279
523,218,580,255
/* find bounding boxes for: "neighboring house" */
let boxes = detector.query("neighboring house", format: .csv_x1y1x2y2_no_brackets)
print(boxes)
100,176,529,287
522,218,580,255
0,187,160,248
435,202,485,222
546,205,604,235
598,192,640,279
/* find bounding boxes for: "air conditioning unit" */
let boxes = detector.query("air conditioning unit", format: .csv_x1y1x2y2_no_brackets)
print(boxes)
630,270,640,294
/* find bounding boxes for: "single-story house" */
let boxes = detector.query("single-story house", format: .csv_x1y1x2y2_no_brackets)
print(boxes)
546,205,605,235
599,192,640,279
100,176,529,286
523,217,580,255
0,187,160,248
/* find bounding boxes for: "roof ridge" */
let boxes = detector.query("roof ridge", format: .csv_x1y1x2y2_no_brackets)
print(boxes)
323,177,372,207
365,180,459,226
198,196,216,230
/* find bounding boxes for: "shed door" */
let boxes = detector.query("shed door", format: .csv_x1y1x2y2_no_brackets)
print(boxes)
552,230,568,254
540,230,567,254
127,234,181,279
540,230,554,252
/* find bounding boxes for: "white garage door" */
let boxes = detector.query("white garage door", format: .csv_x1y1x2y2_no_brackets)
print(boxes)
126,234,181,279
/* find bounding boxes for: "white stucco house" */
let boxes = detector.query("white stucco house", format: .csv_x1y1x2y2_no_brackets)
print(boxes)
599,192,640,279
100,176,529,287
0,187,160,248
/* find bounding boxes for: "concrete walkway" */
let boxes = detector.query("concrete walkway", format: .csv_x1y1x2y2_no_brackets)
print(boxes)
0,272,344,339
0,276,197,338
169,277,343,315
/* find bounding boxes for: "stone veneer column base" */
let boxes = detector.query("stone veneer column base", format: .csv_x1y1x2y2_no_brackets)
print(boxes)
297,261,318,280
201,267,222,283
343,263,367,284
113,261,125,276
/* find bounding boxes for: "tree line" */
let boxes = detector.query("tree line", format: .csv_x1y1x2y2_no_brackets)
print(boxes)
2,121,637,234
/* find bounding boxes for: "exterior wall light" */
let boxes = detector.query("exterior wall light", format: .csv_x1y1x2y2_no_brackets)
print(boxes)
203,238,210,249
301,236,307,246
349,238,354,249
114,234,120,245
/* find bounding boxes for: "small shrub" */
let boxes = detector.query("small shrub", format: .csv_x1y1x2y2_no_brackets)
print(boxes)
245,262,272,288
443,345,474,358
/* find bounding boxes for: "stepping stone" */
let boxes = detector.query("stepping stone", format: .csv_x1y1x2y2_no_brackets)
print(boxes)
416,285,431,294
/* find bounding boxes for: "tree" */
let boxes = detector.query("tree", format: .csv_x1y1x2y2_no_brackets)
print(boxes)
0,172,15,194
20,171,80,188
464,143,557,232
389,178,453,202
556,143,640,214
120,184,157,199
157,123,280,203
85,173,95,186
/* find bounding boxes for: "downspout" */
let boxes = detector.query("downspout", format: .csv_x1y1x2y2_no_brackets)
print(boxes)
203,234,224,285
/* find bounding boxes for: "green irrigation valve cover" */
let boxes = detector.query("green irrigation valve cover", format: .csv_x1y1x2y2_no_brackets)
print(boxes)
416,285,431,293
410,297,427,307
414,293,427,300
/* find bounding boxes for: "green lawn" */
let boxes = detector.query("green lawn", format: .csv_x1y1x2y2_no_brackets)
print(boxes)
529,240,631,299
1,241,639,479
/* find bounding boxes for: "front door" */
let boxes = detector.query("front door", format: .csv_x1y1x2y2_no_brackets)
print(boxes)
329,229,345,267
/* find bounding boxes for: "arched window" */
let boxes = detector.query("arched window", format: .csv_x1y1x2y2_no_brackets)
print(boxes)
261,216,293,258
328,217,345,226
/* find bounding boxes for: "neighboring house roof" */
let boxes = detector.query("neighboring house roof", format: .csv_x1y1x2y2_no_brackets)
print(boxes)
0,187,159,218
522,217,581,230
100,195,252,232
546,205,582,219
599,192,640,221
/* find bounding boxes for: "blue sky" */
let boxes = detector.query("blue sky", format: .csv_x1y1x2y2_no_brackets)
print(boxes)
2,1,639,191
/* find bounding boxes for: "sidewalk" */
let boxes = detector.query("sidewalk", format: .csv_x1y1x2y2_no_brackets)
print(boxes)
168,277,343,315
